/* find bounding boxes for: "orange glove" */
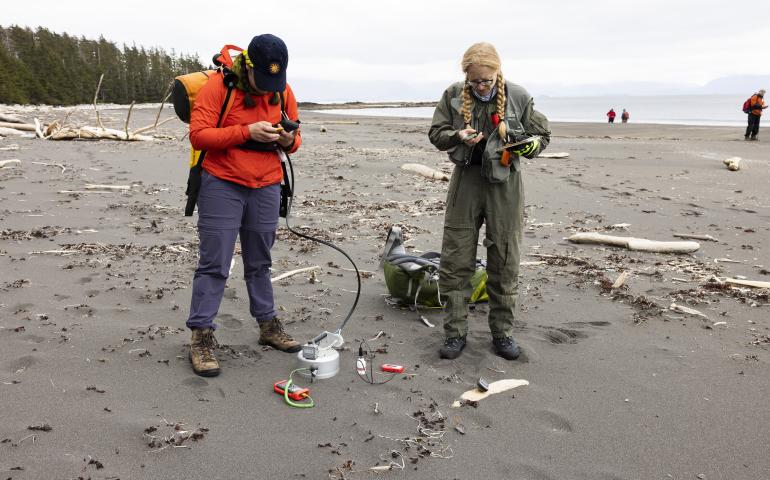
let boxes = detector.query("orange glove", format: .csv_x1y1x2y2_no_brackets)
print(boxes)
500,150,512,167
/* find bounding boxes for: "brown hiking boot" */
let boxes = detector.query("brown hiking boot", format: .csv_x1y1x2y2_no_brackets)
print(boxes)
258,318,301,352
189,327,220,377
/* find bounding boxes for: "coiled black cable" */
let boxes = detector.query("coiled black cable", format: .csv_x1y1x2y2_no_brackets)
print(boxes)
282,153,361,333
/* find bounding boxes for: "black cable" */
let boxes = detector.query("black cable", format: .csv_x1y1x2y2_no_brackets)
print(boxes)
282,154,361,334
355,340,395,385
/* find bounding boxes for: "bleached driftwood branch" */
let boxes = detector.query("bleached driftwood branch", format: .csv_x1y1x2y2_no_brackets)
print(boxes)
124,101,135,139
270,266,320,283
41,74,162,142
611,271,629,289
33,118,45,138
673,233,718,242
0,127,31,137
133,88,174,136
670,302,708,319
724,278,770,289
0,159,21,168
537,152,570,159
0,121,36,131
0,113,25,123
93,74,106,130
84,184,131,191
401,163,450,181
567,232,700,253
31,162,66,174
48,126,154,141
132,116,175,136
58,190,123,194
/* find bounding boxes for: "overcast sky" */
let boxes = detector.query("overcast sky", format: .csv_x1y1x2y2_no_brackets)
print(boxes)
5,0,770,101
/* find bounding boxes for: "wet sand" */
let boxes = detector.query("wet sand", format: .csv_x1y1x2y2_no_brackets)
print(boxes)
1,106,769,479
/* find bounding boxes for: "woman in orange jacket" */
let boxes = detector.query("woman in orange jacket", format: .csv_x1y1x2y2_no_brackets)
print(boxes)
186,34,302,377
745,89,767,141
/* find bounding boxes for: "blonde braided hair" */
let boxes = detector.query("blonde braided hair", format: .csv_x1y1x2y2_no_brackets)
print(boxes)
460,42,507,139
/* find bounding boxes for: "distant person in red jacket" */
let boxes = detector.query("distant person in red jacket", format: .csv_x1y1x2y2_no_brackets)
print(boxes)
745,89,767,141
607,108,616,123
621,109,629,123
186,34,303,377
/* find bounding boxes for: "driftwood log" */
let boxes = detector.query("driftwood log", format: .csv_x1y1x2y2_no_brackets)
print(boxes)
270,266,320,283
0,127,31,137
0,121,37,131
670,302,708,319
47,126,155,141
567,232,700,253
724,278,770,289
0,159,21,168
401,163,450,181
3,76,173,142
673,233,718,242
537,152,570,159
0,113,25,123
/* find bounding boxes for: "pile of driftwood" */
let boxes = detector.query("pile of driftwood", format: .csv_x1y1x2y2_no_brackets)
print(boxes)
0,75,173,142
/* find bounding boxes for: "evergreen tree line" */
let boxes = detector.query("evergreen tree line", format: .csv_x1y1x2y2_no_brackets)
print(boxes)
0,25,206,105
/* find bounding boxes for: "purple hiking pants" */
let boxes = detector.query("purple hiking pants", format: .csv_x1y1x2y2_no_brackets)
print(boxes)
186,171,280,330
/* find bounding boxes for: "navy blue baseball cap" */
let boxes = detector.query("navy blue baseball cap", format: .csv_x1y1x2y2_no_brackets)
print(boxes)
246,34,288,92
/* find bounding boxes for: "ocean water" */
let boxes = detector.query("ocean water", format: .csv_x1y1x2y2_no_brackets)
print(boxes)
313,95,760,127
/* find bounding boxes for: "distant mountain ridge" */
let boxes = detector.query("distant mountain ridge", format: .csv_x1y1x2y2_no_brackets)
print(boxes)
292,75,770,103
533,75,770,97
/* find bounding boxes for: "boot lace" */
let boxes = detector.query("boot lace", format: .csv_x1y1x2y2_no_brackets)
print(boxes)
269,319,293,342
195,331,218,362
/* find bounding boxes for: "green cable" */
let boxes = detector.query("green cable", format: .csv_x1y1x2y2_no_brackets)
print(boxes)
284,368,315,409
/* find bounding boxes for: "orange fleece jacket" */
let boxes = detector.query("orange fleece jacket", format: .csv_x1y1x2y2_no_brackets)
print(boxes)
189,72,301,188
749,94,766,116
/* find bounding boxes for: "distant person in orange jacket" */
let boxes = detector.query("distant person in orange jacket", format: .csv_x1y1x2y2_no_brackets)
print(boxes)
607,108,616,123
185,34,303,377
621,109,629,123
745,89,767,141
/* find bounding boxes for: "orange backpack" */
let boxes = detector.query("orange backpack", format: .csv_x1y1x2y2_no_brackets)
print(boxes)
172,45,241,216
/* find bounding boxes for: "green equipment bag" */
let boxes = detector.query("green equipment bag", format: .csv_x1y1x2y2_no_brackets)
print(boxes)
381,226,488,308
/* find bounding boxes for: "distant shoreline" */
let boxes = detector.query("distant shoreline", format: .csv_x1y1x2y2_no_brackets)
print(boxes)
297,101,437,110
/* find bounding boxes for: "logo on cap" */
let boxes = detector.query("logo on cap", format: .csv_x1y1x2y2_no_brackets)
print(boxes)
269,63,281,74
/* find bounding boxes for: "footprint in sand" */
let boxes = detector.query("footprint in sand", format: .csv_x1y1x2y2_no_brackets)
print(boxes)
9,355,37,374
565,320,611,328
77,276,93,284
181,377,209,389
23,334,46,344
504,462,557,480
219,314,244,330
536,327,588,345
12,303,35,313
531,409,573,433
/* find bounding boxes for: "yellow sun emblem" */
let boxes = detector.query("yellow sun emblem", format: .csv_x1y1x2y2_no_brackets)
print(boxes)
269,63,281,74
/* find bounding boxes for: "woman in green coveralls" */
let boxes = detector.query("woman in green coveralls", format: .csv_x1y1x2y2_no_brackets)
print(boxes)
428,42,550,360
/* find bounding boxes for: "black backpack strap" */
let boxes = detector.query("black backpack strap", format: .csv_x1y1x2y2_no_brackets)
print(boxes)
184,75,235,217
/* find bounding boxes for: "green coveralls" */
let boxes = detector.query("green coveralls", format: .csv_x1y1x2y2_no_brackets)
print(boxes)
428,81,550,339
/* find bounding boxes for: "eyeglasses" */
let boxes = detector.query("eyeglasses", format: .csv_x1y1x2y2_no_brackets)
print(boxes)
466,79,495,87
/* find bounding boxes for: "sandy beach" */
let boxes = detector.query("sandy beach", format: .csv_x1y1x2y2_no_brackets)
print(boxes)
1,106,769,479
